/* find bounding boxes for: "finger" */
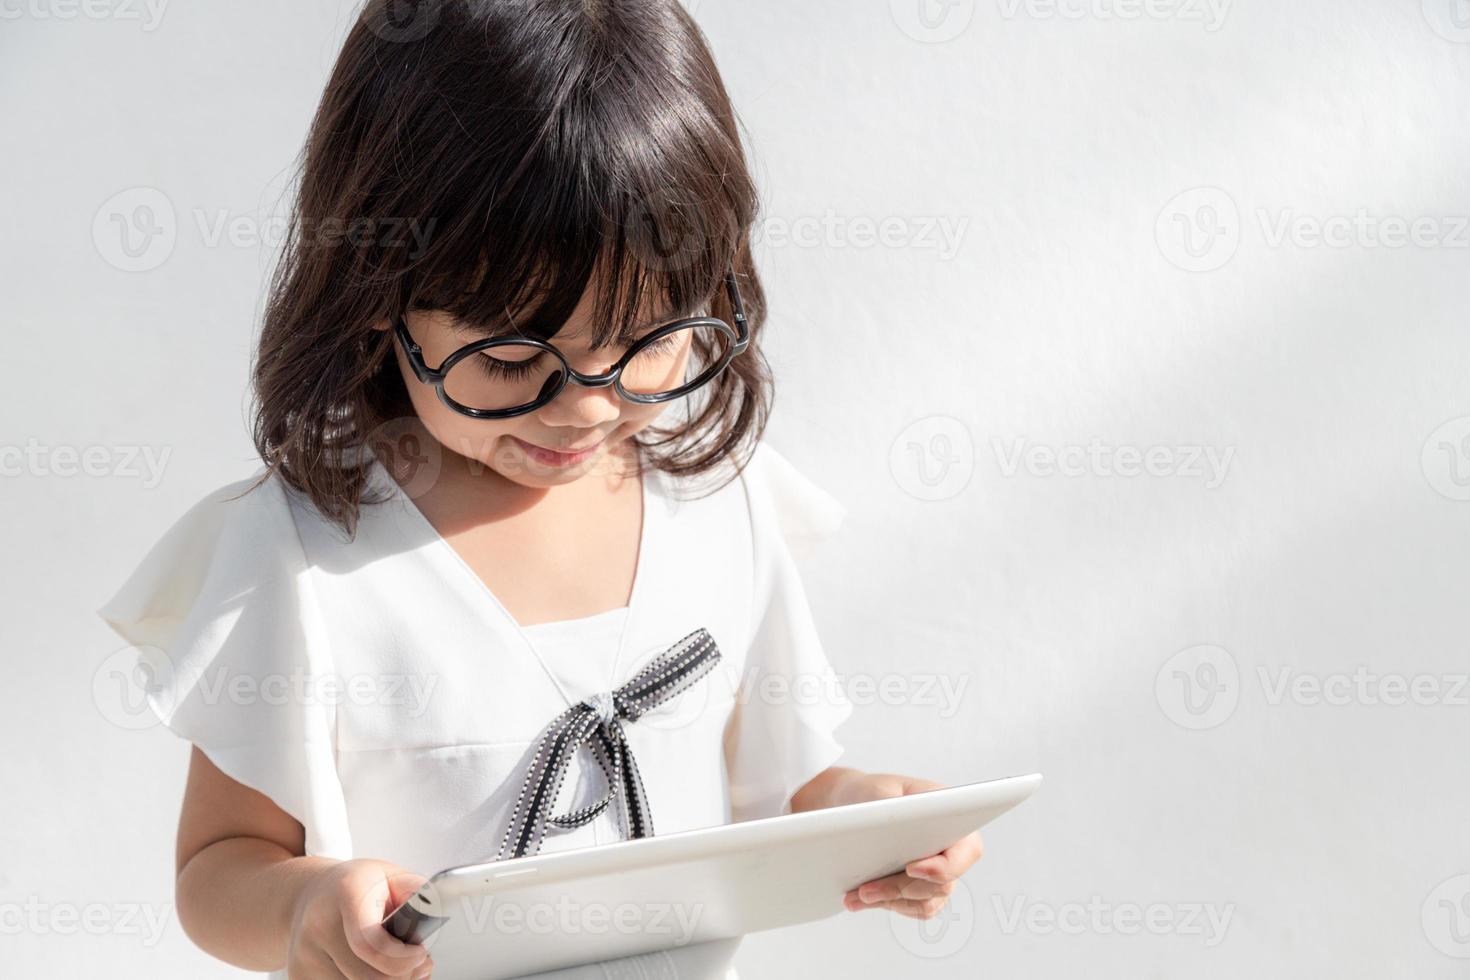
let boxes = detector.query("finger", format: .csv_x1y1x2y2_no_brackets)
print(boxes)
342,922,426,979
343,874,430,977
849,870,909,903
323,936,395,980
290,949,350,980
851,895,952,919
900,775,946,795
866,876,951,904
846,872,954,907
884,895,953,920
906,830,984,883
323,911,402,980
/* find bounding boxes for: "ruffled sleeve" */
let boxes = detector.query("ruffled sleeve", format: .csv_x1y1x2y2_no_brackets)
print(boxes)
94,471,354,860
724,440,855,822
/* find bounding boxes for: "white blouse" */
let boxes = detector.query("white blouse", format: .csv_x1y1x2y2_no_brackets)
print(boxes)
96,439,854,979
518,605,632,850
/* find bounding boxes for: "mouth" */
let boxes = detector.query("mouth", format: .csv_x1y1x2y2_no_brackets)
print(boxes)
510,435,604,467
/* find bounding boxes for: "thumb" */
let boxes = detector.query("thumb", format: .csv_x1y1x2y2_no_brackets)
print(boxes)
385,867,430,912
344,864,431,970
900,775,946,795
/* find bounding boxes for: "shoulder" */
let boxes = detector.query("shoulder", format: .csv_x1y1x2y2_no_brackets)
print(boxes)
735,439,848,562
140,468,309,569
95,466,324,642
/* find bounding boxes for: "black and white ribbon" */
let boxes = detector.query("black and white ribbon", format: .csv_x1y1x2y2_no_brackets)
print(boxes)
496,627,723,861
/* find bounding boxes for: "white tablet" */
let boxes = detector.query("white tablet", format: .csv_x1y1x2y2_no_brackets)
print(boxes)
383,772,1042,979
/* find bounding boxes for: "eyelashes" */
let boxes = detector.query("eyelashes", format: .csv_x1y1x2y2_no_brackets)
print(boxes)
470,332,684,381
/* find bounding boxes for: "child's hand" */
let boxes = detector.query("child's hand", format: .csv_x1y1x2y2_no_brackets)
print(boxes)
287,858,433,979
838,774,985,920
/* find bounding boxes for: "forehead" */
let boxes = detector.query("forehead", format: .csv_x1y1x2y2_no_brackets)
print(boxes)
452,274,706,345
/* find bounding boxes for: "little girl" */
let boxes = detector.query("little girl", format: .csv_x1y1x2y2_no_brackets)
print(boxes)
97,2,982,977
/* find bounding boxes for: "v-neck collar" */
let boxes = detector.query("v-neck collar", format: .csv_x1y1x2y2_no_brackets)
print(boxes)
368,453,665,709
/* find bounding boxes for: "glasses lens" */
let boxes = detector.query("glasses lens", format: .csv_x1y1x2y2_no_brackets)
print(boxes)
443,342,565,413
621,323,734,398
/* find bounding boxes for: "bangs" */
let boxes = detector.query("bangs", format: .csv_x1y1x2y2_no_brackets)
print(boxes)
395,1,754,348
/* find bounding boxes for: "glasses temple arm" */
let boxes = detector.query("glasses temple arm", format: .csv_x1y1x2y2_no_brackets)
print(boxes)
723,271,750,351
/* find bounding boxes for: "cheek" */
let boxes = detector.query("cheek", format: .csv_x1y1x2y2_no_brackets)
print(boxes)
619,400,668,430
390,344,516,464
417,404,514,465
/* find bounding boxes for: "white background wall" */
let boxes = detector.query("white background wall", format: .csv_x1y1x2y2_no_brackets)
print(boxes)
4,0,1469,976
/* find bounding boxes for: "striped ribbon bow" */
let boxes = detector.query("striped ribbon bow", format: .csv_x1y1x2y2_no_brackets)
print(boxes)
496,626,723,861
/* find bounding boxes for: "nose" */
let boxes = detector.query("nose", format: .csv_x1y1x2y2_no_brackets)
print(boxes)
539,354,623,426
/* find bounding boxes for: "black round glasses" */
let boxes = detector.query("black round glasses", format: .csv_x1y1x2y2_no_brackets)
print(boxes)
391,270,750,420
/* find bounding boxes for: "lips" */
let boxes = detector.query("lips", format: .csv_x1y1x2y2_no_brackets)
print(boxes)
539,440,601,454
515,436,603,456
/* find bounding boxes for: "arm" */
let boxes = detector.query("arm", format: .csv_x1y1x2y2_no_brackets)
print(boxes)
175,746,431,978
789,765,985,920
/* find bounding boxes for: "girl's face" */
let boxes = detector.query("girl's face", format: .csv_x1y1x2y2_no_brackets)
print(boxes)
384,279,694,489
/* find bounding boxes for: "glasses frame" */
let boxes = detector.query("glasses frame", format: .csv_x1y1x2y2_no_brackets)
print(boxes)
392,268,750,420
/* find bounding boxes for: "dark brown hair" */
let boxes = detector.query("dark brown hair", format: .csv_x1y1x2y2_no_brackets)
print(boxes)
249,0,772,536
